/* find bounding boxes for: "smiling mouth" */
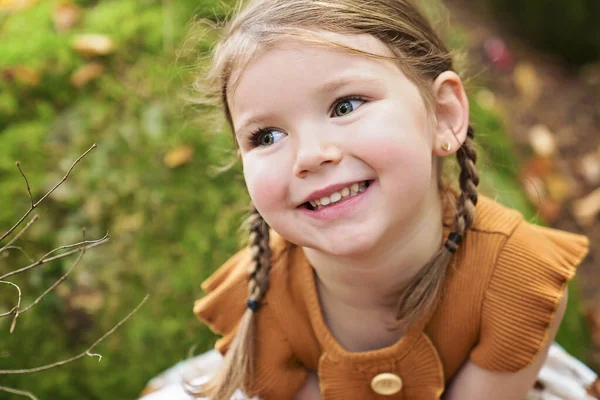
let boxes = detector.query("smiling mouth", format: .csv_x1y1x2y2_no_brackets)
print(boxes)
303,180,373,211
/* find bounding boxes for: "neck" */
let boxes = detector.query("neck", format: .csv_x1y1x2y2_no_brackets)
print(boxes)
303,186,445,317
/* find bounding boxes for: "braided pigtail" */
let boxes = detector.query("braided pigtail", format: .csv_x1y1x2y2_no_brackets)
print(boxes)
395,126,479,328
202,207,272,400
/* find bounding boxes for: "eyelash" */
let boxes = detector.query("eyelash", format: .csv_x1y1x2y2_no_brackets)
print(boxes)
247,95,368,148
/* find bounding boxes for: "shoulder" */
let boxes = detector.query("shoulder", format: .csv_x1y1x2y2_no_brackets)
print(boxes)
468,198,589,372
444,292,568,399
193,232,291,353
469,195,523,235
193,234,307,398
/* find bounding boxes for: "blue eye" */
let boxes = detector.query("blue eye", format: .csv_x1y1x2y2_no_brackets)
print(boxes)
252,129,286,147
333,98,365,117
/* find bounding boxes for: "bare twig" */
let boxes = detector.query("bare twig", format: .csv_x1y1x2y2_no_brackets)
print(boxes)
0,234,109,281
0,215,39,255
0,281,22,320
0,294,149,375
16,162,34,209
19,233,87,315
0,246,34,263
39,236,99,264
0,385,39,400
0,144,97,243
2,244,86,333
0,305,19,319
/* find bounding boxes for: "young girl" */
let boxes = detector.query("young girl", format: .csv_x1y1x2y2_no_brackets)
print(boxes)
158,0,593,399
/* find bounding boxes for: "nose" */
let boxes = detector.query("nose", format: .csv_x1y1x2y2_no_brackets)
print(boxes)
293,134,343,178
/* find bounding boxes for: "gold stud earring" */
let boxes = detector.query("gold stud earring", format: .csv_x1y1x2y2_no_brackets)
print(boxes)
441,142,452,151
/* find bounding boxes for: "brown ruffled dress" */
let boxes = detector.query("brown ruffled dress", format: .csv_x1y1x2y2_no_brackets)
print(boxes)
194,195,589,399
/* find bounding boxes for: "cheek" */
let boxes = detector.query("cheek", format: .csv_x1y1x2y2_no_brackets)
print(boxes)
242,154,288,211
369,138,432,184
354,105,434,191
358,107,432,168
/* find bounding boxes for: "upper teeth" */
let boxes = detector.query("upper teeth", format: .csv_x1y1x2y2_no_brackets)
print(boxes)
309,181,368,209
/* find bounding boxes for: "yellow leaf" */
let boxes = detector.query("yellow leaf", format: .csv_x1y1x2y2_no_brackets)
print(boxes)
163,146,194,168
0,0,38,11
513,62,541,104
544,173,574,203
72,34,115,57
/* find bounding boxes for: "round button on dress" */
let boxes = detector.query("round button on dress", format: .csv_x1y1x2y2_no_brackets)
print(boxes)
370,373,403,395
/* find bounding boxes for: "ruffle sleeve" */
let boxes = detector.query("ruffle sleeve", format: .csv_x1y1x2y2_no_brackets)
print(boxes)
194,249,251,353
193,248,307,399
470,221,589,372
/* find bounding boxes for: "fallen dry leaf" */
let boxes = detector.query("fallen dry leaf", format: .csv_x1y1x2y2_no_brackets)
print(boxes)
537,200,561,224
572,187,600,226
70,62,104,88
544,173,574,203
514,62,541,104
522,156,554,179
2,66,41,86
528,124,557,157
52,2,81,32
72,34,115,56
579,151,600,186
164,146,194,168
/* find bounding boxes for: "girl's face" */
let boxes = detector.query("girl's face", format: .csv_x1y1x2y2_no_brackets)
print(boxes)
228,33,440,256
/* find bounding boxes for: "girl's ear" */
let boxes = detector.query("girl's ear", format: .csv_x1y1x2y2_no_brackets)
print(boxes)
431,71,469,157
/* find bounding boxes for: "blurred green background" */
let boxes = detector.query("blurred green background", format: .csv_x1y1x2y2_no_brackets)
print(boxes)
0,0,593,399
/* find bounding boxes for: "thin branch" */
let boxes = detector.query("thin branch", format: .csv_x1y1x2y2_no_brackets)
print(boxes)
0,385,39,400
6,246,84,333
0,246,35,263
0,144,97,243
34,144,97,208
0,305,18,319
0,215,39,255
0,234,109,281
39,235,100,264
0,294,149,375
0,281,22,322
20,235,87,315
16,162,34,209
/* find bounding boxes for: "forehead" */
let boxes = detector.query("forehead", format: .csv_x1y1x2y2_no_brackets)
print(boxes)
227,33,403,125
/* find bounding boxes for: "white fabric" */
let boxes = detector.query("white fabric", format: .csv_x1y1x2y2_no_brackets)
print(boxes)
140,344,597,400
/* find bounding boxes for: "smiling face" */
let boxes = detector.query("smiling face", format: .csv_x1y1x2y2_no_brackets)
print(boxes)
228,33,441,257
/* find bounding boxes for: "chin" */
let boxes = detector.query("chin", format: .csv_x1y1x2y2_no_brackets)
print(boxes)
301,227,382,257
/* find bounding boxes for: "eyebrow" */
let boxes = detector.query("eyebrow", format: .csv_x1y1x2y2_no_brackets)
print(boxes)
235,74,384,135
318,74,384,95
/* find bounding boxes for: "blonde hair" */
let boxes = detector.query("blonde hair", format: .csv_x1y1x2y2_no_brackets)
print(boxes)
194,1,479,398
